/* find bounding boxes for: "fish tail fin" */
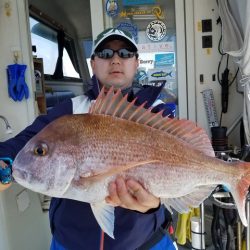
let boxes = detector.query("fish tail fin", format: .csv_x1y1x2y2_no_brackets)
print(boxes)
230,161,250,227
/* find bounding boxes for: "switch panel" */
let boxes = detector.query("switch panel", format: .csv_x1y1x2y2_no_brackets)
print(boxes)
202,35,213,48
202,19,212,32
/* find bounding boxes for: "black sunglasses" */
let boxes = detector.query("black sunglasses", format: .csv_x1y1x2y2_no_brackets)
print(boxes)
94,48,138,59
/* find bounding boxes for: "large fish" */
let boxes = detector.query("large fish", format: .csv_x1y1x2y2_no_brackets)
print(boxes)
12,87,250,238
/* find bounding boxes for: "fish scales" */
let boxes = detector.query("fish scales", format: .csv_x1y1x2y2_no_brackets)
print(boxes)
12,87,250,238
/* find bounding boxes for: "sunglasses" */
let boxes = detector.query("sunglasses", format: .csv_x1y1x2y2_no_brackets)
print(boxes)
94,48,138,59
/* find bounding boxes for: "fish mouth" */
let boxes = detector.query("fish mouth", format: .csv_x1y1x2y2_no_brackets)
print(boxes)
13,165,76,197
13,168,28,181
13,169,51,194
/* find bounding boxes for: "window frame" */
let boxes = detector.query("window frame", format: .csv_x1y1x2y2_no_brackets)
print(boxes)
29,14,82,82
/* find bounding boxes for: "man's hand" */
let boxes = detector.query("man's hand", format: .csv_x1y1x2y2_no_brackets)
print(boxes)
0,160,12,191
105,176,160,213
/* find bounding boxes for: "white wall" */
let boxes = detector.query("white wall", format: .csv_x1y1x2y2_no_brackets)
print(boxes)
0,0,51,249
0,0,36,140
187,0,243,148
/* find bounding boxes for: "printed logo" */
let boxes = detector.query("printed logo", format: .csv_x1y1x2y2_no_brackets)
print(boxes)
116,22,138,42
137,70,147,81
106,0,119,17
146,20,166,41
120,6,164,20
151,71,168,78
155,53,175,67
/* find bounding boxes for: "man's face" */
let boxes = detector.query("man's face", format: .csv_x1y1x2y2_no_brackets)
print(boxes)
91,40,139,90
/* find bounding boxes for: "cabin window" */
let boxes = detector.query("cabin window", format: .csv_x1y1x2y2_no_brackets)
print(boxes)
29,17,80,79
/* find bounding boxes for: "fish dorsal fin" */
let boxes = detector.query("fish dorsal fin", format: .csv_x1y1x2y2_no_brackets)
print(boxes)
90,87,215,157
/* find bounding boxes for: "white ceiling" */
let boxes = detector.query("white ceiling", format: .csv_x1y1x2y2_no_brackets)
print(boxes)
28,0,92,39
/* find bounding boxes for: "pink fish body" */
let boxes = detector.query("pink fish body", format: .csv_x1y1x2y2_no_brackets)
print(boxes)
13,88,250,238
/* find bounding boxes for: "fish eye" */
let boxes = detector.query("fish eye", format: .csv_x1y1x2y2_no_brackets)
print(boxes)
34,143,48,156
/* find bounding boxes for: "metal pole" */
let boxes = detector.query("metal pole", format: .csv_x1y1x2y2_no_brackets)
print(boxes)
237,221,242,250
200,203,205,249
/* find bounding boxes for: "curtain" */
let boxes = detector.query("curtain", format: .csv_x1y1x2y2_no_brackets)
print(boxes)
218,0,250,143
65,40,80,76
52,30,65,79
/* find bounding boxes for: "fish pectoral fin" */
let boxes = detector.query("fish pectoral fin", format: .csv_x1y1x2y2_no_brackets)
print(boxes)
161,185,217,214
90,202,115,239
72,160,161,187
85,160,161,182
108,160,161,176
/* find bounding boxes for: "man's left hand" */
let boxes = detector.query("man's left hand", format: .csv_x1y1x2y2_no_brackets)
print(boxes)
105,176,160,213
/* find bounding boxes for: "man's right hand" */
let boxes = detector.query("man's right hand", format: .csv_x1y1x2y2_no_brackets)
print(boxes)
0,160,12,191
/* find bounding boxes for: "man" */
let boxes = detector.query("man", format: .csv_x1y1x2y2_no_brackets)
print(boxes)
0,28,175,249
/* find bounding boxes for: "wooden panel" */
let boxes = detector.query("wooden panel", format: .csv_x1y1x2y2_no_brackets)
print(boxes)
33,58,47,114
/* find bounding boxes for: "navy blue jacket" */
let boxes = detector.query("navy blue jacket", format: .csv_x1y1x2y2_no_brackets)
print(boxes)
0,78,171,250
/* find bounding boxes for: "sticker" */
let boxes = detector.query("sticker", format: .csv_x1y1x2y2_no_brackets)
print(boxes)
164,67,176,80
122,0,156,6
138,42,174,53
147,80,166,87
152,6,164,19
116,22,138,43
146,20,166,41
137,69,147,81
139,59,154,65
148,67,175,83
120,6,164,20
165,81,177,90
155,53,175,67
148,68,168,82
106,0,119,17
151,71,168,78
